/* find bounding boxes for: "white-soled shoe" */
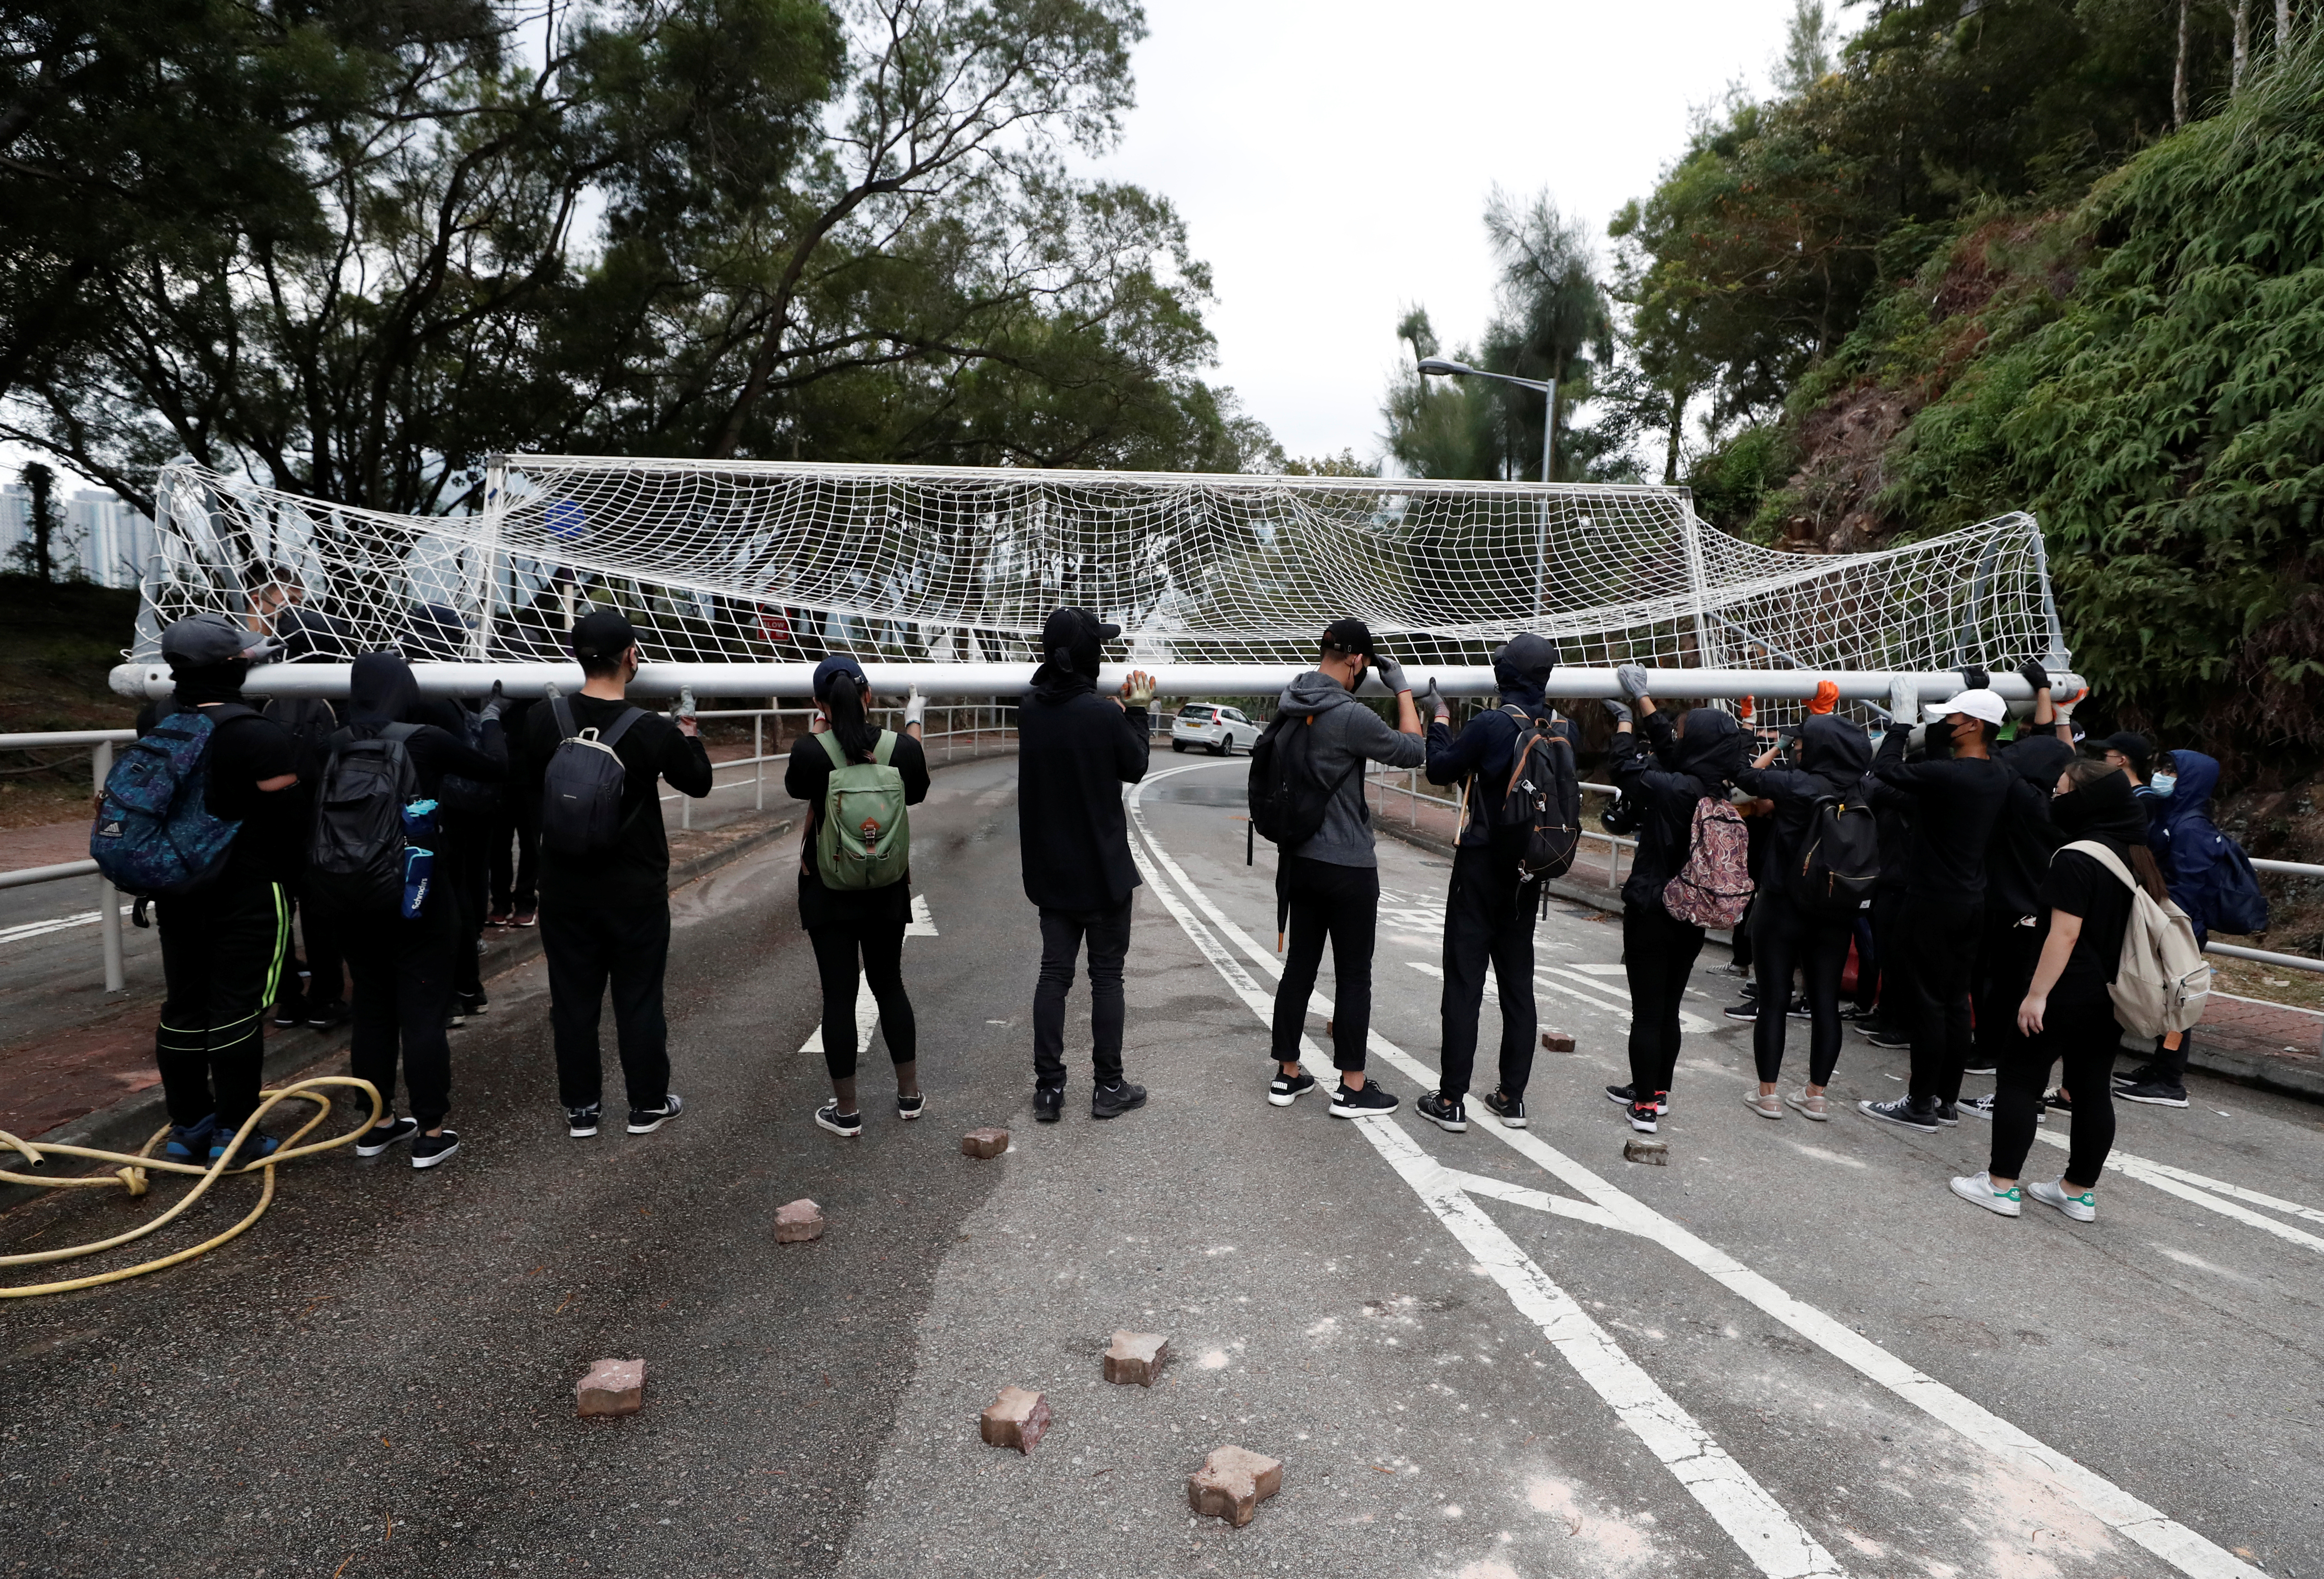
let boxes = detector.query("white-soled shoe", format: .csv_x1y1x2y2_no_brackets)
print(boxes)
2026,1178,2097,1222
1950,1171,2022,1217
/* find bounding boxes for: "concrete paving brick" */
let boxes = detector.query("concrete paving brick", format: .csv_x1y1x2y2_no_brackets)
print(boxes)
774,1198,824,1243
1186,1445,1281,1527
1624,1136,1669,1166
574,1358,645,1418
1102,1330,1168,1386
1542,1029,1576,1052
960,1127,1009,1159
978,1386,1049,1453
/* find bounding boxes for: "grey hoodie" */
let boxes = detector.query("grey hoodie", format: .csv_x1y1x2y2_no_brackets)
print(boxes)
1273,670,1428,867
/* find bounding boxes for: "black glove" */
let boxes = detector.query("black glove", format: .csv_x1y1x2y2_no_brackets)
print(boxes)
2017,658,2050,694
1960,664,1990,692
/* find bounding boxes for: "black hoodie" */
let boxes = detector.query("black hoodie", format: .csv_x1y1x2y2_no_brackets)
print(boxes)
1735,715,1874,891
1608,706,1744,913
345,652,507,803
1870,723,2011,903
1983,735,2076,921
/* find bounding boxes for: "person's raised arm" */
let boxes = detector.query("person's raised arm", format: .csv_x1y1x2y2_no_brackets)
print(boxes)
663,707,713,799
1113,670,1155,784
1370,650,1422,737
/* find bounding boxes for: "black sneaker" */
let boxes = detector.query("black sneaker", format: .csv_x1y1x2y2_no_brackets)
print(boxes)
1858,1096,1940,1133
565,1103,601,1138
1034,1087,1063,1124
1481,1089,1528,1129
209,1130,281,1169
1091,1080,1148,1119
411,1129,460,1169
1961,1063,1997,1077
305,999,349,1030
455,991,488,1018
1860,1027,1912,1049
355,1117,419,1157
1267,1069,1318,1107
1786,998,1811,1021
2113,1064,2160,1087
162,1114,220,1166
1604,1084,1670,1115
2044,1088,2075,1114
2117,1079,2190,1109
627,1093,684,1134
272,994,308,1028
1722,1001,1758,1022
1739,979,1761,998
1837,1003,1872,1021
814,1102,863,1137
1329,1080,1398,1119
896,1092,926,1121
1417,1090,1468,1132
1626,1101,1659,1134
1933,1099,1960,1126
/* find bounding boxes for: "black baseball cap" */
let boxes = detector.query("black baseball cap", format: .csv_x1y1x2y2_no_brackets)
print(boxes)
2099,730,2154,772
1041,607,1121,658
160,612,281,668
1320,617,1373,656
570,610,638,664
813,653,868,699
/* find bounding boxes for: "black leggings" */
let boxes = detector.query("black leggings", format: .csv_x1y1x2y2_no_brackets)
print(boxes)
1623,902,1705,1099
1991,1007,2121,1186
1750,902,1851,1086
809,919,915,1081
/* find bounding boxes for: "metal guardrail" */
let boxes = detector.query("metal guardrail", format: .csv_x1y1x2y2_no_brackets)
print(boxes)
0,730,134,991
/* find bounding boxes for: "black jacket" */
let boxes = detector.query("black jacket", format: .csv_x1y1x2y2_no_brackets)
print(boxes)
1016,686,1151,912
513,691,711,910
1735,715,1874,889
1607,707,1743,913
1984,736,2076,920
344,652,507,805
1870,726,2012,903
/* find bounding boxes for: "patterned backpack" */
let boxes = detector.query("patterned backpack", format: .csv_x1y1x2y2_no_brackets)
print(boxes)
89,706,250,897
1661,795,1753,928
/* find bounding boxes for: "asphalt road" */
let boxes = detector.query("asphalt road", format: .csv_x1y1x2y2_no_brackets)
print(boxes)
4,752,2319,1578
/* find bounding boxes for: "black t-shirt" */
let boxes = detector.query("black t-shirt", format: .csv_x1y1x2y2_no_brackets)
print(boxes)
514,694,713,910
1870,730,2012,902
2040,841,2137,1008
786,728,931,930
200,706,301,885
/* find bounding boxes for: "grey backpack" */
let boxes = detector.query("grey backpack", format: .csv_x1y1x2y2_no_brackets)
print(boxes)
541,698,645,856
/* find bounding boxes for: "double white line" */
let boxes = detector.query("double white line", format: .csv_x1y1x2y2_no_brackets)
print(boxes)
1124,760,2263,1579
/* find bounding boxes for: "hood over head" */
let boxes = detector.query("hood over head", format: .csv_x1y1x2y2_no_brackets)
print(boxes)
2159,748,2220,813
1030,607,1118,700
404,603,469,662
349,651,421,728
1492,633,1556,713
1277,668,1361,720
2002,734,2075,789
1672,706,1744,790
1795,714,1872,786
2053,763,2147,845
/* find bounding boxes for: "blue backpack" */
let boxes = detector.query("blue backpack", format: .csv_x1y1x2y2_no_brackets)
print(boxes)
90,706,251,897
2210,836,2270,935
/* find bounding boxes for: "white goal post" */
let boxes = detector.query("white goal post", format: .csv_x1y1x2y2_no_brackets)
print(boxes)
112,456,2079,717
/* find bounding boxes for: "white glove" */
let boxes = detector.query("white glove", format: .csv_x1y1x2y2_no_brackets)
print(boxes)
902,686,927,727
676,684,697,722
1602,697,1633,724
1615,662,1652,701
1886,676,1919,730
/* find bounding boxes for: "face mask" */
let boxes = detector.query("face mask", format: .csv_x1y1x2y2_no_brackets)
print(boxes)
2150,772,2177,797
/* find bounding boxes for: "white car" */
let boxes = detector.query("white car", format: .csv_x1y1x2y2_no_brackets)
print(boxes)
1171,703,1261,755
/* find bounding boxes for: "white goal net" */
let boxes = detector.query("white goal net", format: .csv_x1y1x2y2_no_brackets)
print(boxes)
137,457,2067,716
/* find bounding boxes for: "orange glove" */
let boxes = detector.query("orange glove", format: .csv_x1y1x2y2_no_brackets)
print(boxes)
1807,680,1840,715
1738,694,1754,722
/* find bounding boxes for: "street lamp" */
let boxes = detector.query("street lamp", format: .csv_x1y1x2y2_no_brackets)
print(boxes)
1415,359,1558,484
1417,357,1559,618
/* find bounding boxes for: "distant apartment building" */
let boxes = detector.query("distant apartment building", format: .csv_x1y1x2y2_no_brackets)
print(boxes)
0,482,157,591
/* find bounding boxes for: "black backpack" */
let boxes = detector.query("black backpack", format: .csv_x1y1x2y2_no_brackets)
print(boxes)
308,723,421,913
434,702,501,820
1786,793,1881,915
541,697,645,856
1247,712,1359,850
1473,706,1581,880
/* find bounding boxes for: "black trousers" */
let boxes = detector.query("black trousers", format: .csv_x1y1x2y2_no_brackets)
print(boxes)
1750,897,1852,1086
155,879,287,1130
298,877,345,1005
1991,1006,2121,1186
810,916,915,1082
1033,897,1133,1090
1868,886,1913,1030
490,798,539,914
1437,846,1537,1101
1972,910,2043,1071
445,828,489,1000
1849,913,1877,1013
542,900,673,1112
1906,894,1982,1105
1270,856,1380,1073
1623,901,1705,1099
341,902,457,1128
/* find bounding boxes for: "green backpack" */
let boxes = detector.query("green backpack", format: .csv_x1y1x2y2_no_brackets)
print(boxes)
813,730,910,890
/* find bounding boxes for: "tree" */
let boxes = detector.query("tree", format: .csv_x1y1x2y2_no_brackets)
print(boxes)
1480,188,1612,482
16,461,57,581
1774,0,1834,96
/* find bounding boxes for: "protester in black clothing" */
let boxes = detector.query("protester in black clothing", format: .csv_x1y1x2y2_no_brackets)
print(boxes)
403,605,497,1023
143,616,301,1171
1860,682,2013,1132
1954,759,2159,1222
512,610,712,1138
257,606,353,1029
488,695,541,927
1735,714,1874,1120
1265,618,1427,1119
1603,669,1746,1134
1961,732,2076,1109
1858,769,1917,1047
333,653,507,1168
1015,609,1157,1124
1416,633,1567,1133
786,654,932,1137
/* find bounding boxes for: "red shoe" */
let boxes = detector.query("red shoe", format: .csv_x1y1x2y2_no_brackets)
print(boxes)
512,909,538,927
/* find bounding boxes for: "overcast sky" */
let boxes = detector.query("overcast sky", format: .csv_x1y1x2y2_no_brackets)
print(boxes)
1079,0,1810,466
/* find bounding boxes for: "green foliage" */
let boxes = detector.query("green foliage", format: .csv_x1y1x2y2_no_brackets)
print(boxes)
1882,36,2324,754
1685,425,1792,539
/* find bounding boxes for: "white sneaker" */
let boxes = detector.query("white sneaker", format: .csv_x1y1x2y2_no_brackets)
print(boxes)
1950,1172,2022,1217
1742,1087,1783,1120
2026,1178,2097,1222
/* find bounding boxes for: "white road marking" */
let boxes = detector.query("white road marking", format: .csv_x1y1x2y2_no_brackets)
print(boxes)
1435,1165,1636,1233
1127,763,2265,1579
0,905,130,946
906,892,938,936
2031,1130,2324,1254
1123,796,1845,1577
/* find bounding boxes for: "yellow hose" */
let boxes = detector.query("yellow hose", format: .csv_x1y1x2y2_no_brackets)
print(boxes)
0,1076,382,1298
